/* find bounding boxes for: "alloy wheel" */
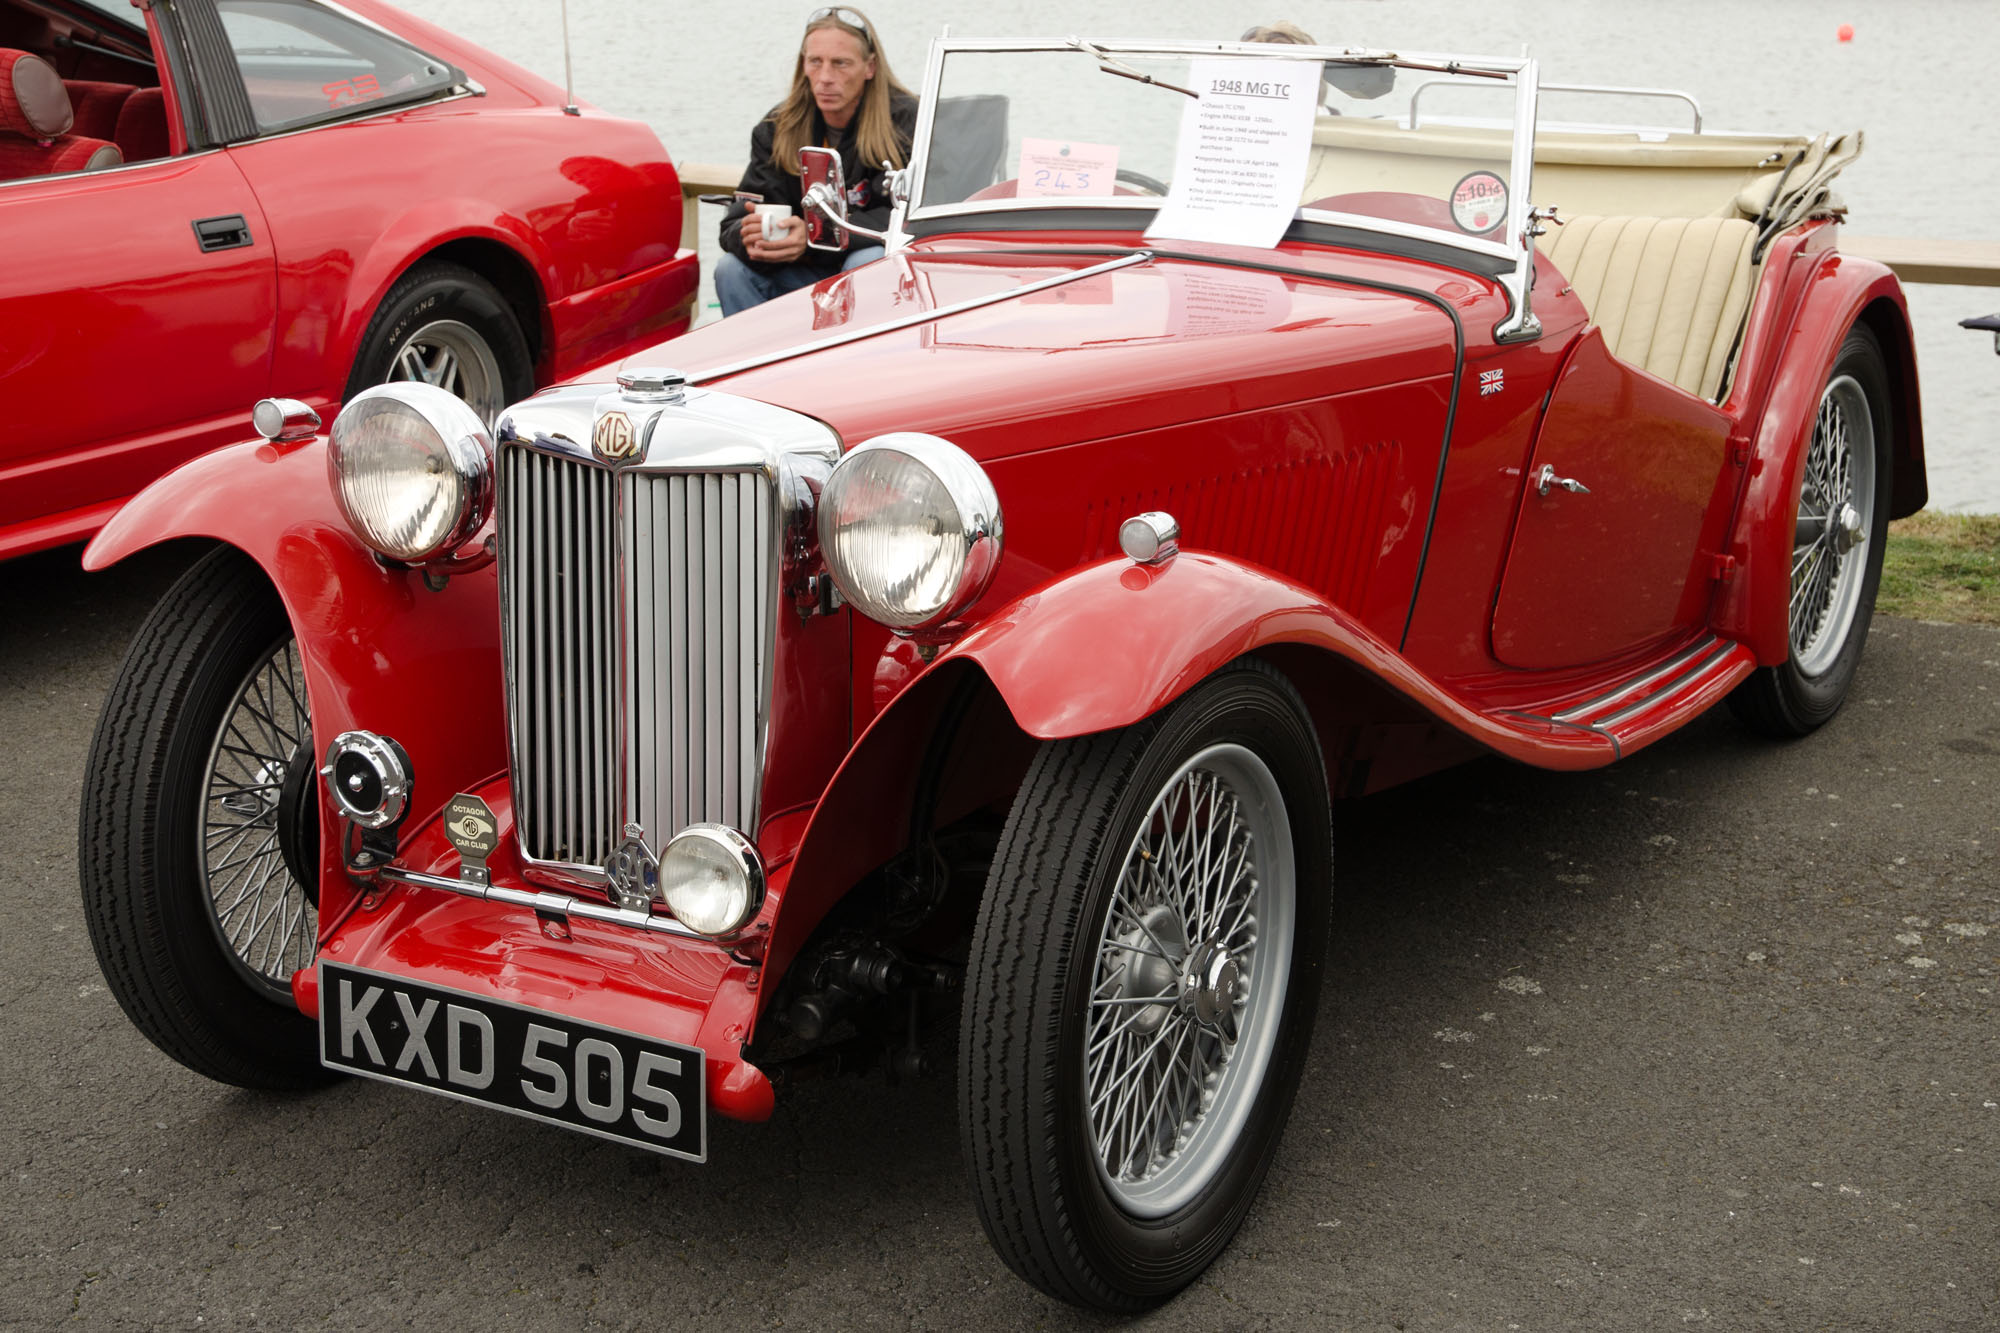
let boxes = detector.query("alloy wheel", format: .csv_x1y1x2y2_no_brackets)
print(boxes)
387,318,506,424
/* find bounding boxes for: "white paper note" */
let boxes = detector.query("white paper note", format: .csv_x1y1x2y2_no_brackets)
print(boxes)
1145,58,1319,249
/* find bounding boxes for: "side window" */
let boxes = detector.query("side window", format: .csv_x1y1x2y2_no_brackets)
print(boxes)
215,0,459,134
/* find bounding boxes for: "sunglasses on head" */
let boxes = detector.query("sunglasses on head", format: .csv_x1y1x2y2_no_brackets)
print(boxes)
808,6,872,41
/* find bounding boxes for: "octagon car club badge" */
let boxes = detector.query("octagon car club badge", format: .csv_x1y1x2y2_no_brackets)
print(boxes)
592,409,641,463
443,793,500,885
1449,170,1508,236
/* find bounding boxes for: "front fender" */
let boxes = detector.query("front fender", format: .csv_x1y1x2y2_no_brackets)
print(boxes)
1713,254,1921,664
84,437,508,929
942,552,1598,763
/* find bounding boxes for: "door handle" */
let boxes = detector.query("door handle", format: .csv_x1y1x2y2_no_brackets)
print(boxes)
1534,464,1590,497
191,214,253,253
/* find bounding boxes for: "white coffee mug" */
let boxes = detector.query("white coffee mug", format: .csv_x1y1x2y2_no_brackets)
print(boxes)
755,203,794,243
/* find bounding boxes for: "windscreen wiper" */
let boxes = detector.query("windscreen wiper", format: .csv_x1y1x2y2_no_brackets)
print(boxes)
1068,38,1200,99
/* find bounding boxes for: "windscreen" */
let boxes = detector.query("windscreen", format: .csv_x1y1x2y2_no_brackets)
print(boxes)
915,45,1526,254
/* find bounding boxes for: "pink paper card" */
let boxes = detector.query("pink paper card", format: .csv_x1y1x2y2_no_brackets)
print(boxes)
1015,138,1120,198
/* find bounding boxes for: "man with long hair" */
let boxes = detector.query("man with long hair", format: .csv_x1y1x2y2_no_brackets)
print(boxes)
716,7,917,315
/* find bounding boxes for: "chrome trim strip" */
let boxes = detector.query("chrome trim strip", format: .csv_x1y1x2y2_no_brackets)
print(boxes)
900,195,1516,264
1550,635,1722,724
1591,641,1739,731
686,252,1152,385
375,865,708,940
1411,80,1703,134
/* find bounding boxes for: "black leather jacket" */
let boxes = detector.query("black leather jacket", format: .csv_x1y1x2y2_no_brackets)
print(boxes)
719,91,919,276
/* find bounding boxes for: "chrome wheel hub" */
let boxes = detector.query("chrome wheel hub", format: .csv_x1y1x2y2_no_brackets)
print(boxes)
1182,939,1241,1041
1830,502,1863,557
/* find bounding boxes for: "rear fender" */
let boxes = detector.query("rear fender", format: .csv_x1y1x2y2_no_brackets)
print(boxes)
1713,256,1923,664
84,437,508,928
314,200,548,401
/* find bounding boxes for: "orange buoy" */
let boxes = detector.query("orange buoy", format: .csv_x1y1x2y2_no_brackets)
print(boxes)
1837,23,1855,41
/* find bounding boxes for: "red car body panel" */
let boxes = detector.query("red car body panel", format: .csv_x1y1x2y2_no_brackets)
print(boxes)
85,186,1923,1115
0,0,698,564
1491,327,1737,668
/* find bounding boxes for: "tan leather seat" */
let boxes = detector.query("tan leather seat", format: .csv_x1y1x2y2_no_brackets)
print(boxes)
1540,215,1757,401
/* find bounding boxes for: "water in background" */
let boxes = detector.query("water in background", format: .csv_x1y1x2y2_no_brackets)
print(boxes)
399,0,2000,510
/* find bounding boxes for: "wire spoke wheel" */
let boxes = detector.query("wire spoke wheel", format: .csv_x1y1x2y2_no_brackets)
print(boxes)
1728,326,1892,738
1789,373,1877,677
961,660,1329,1310
199,636,317,1000
1085,744,1293,1217
81,547,334,1089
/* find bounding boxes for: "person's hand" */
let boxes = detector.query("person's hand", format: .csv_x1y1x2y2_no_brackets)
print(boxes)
744,211,809,264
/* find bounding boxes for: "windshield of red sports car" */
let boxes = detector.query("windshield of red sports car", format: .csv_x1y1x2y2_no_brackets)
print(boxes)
911,41,1533,261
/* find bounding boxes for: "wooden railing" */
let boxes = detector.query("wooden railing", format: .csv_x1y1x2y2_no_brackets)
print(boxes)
678,165,2000,288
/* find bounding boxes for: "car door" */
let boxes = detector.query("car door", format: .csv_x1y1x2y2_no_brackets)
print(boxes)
0,3,275,553
1487,329,1738,669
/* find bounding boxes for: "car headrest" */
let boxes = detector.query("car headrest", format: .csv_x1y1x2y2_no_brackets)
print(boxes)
1,49,75,139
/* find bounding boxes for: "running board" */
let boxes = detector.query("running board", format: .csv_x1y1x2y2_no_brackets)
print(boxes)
1494,634,1758,761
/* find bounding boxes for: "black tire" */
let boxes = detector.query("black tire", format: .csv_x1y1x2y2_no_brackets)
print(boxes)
959,658,1331,1310
1729,325,1894,736
344,260,533,424
80,547,333,1090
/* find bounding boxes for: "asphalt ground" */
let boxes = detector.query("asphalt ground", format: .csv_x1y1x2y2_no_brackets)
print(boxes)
3,540,1996,1332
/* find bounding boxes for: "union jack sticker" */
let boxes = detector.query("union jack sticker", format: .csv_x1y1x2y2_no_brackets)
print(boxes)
1479,369,1505,397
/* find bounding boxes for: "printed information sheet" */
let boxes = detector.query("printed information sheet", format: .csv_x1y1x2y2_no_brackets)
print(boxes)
1145,58,1319,249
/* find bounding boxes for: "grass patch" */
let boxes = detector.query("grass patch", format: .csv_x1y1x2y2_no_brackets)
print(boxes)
1880,511,2000,625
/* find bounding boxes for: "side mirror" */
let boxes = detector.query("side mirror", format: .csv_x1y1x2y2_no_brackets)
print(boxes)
800,146,849,252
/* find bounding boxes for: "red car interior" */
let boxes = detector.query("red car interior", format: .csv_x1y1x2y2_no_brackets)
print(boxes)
0,48,120,178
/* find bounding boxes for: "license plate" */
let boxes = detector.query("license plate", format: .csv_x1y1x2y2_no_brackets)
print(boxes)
318,961,705,1161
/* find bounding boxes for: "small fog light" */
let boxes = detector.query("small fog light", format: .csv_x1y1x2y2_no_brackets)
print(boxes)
659,824,765,937
320,731,412,830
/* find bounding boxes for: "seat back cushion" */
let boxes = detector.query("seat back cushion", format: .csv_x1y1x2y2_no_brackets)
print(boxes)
0,48,119,179
1540,215,1758,401
114,85,168,161
1,48,72,138
63,79,135,140
0,132,121,177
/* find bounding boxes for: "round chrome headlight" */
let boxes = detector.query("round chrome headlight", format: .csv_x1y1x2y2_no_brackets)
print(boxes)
328,382,493,562
659,824,765,937
817,433,1003,630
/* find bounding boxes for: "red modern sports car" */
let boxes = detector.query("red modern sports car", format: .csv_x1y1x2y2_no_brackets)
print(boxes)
79,36,1922,1311
0,0,696,561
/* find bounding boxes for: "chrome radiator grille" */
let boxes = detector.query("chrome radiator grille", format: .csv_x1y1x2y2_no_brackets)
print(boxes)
500,446,774,869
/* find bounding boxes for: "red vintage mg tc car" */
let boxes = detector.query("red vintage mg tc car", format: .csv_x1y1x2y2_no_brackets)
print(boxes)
80,37,1922,1310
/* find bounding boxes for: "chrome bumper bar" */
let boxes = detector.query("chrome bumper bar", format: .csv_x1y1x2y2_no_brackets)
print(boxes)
375,865,708,941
